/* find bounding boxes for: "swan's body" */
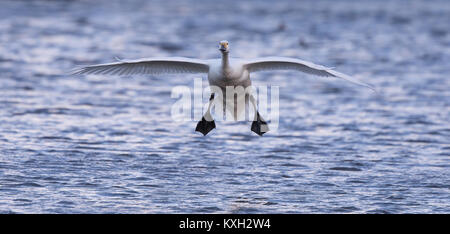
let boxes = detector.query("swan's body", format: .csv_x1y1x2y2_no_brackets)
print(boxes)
73,40,374,136
208,59,250,88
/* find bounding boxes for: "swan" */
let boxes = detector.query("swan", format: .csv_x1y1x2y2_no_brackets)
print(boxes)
72,40,374,136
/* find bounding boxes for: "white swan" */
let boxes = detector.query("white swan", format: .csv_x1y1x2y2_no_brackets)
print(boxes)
72,40,374,136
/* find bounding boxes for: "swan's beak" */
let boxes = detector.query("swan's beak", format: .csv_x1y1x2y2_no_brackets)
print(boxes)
219,41,229,52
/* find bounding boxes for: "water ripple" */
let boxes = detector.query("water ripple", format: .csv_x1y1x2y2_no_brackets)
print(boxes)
0,0,449,214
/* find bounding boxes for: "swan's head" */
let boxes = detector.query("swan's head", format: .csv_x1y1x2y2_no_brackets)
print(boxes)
219,40,229,53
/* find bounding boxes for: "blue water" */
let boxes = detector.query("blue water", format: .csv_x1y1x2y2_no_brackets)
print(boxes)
0,0,449,213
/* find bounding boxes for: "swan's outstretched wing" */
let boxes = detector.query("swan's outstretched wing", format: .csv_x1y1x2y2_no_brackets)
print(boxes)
243,57,375,91
71,57,209,75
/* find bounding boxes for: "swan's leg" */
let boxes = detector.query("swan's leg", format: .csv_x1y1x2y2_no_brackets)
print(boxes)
249,95,269,136
195,94,216,136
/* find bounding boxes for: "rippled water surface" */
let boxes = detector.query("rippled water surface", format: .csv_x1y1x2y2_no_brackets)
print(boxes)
0,0,449,213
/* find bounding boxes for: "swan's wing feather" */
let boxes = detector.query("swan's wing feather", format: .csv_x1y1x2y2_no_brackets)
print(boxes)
244,57,375,91
71,57,209,75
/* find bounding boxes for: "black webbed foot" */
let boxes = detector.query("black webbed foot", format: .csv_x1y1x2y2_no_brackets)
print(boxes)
251,113,269,136
195,117,216,136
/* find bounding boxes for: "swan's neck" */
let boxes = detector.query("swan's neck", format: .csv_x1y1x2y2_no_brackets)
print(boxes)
221,52,230,71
